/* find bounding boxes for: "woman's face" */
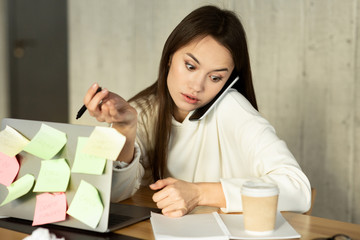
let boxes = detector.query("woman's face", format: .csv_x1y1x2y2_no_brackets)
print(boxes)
167,35,234,122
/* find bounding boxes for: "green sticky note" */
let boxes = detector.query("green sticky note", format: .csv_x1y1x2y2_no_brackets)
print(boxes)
1,174,35,206
23,124,67,160
67,180,103,229
33,158,70,192
71,137,106,175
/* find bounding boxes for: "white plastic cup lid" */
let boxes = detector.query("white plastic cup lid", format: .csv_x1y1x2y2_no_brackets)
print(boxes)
241,181,279,197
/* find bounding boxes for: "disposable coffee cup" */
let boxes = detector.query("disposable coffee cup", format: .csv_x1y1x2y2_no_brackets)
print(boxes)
241,181,279,234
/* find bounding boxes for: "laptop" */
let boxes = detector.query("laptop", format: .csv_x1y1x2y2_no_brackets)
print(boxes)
0,118,159,233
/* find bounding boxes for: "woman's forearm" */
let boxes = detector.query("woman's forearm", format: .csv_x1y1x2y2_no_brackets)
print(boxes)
112,115,137,164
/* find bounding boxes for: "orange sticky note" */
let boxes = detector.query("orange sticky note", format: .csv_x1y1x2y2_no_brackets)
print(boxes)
32,192,67,226
0,152,20,186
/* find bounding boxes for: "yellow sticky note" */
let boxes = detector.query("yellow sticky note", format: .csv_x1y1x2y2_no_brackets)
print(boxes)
1,174,35,206
67,180,103,229
0,125,30,157
71,137,106,175
23,124,67,160
82,126,126,161
33,158,70,192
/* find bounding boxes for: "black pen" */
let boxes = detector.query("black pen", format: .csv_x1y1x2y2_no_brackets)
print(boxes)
76,87,102,119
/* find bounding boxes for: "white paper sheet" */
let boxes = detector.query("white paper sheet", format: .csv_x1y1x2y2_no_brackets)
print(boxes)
150,212,301,240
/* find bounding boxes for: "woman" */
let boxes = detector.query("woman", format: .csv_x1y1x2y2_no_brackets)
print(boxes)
84,5,311,217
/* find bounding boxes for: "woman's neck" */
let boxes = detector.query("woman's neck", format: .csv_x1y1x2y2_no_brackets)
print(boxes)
173,108,189,123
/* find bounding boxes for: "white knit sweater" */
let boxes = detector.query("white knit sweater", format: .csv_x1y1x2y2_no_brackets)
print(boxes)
111,89,311,213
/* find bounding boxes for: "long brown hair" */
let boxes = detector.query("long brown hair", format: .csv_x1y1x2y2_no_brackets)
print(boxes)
129,5,257,181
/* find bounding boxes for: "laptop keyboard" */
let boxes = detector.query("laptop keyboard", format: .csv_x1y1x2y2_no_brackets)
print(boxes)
108,213,132,226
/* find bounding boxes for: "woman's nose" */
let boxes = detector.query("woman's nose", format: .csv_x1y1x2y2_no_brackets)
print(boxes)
189,74,206,92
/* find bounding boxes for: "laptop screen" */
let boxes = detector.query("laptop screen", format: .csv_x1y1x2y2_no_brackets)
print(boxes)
0,118,114,232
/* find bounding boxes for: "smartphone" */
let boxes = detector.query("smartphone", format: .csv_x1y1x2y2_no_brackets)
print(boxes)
189,71,239,121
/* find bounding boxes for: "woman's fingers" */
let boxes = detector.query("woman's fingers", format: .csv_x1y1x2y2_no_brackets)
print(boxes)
107,100,119,117
151,178,199,217
97,100,122,123
83,83,100,105
162,208,187,218
154,193,174,209
83,84,120,122
87,88,109,113
150,177,177,190
153,186,188,217
83,83,138,127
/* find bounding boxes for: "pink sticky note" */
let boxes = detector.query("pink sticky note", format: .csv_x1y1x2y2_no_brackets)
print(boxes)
0,152,20,186
32,192,67,226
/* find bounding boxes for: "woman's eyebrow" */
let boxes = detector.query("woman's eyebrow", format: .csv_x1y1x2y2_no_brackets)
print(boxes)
186,53,229,72
186,53,200,64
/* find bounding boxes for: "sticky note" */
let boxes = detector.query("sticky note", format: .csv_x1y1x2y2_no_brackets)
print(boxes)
33,159,70,192
82,126,126,161
67,180,103,228
71,137,106,175
0,184,8,204
0,125,30,157
32,192,67,226
23,124,67,160
1,174,35,206
0,152,20,186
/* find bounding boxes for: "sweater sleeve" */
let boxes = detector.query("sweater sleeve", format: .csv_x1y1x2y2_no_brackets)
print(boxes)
110,98,156,202
220,135,312,213
110,142,145,202
218,91,312,213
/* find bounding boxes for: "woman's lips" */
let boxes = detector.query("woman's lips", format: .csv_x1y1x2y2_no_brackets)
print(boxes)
182,93,199,104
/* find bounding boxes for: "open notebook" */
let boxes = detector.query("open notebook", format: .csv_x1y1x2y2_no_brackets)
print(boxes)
150,212,301,239
0,118,159,233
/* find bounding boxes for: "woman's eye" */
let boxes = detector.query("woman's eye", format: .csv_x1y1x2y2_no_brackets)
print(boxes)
210,75,222,82
185,62,195,71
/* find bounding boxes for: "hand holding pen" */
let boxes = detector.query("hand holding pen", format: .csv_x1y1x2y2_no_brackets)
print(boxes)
78,83,138,126
79,82,138,163
76,86,102,119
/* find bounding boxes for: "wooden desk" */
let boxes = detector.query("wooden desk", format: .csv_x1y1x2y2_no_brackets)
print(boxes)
117,187,360,240
1,186,360,240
